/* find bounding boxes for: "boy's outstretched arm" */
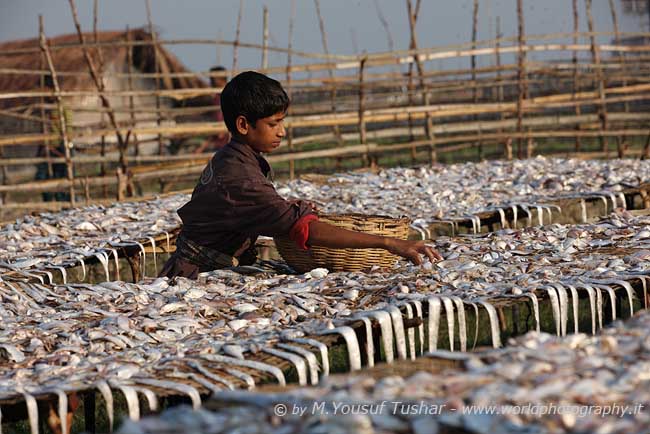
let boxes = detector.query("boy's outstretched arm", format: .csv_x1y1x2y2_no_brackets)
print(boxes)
306,221,442,266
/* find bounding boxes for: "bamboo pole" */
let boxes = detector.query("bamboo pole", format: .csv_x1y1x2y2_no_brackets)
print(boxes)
358,57,369,167
572,0,582,152
314,0,344,162
262,6,269,70
495,16,510,160
3,129,648,195
472,0,481,160
609,0,628,156
406,0,435,164
232,0,244,73
96,0,108,198
7,47,648,108
405,0,419,158
3,84,650,148
4,41,649,85
2,111,648,167
2,42,649,103
406,0,437,164
145,0,164,159
39,14,76,205
373,0,396,53
126,27,140,158
516,0,527,159
585,0,610,156
67,0,129,173
4,29,650,62
38,17,53,180
286,0,297,180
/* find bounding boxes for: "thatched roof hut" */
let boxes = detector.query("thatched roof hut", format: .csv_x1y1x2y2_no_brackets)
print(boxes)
0,28,206,111
0,29,209,182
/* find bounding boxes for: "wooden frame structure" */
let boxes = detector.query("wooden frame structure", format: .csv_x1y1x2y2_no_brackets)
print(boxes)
0,3,649,219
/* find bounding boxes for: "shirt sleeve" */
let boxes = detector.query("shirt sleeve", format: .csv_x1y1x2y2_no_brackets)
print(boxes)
227,178,315,238
289,214,319,250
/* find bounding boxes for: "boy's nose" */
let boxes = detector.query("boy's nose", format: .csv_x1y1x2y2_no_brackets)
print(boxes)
278,124,286,137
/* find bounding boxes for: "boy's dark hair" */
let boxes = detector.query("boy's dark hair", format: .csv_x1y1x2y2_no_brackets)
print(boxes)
220,71,289,134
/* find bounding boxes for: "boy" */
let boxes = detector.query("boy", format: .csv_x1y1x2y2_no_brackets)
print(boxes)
161,71,441,279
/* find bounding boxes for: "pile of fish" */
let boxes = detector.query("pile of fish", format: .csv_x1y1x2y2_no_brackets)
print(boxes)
0,195,185,281
277,156,646,229
1,157,648,282
2,210,650,432
116,309,650,434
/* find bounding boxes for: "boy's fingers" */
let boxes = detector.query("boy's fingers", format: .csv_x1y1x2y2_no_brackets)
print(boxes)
409,251,422,265
431,248,443,261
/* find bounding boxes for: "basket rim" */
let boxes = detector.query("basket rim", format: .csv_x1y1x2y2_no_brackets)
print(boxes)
318,212,411,223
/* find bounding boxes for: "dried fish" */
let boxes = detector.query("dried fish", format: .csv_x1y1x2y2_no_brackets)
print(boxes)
261,347,308,386
384,305,407,360
96,380,114,433
476,300,502,348
22,391,38,434
450,296,467,352
318,326,362,371
187,360,236,390
275,343,320,385
427,297,441,352
357,310,394,364
200,354,286,386
286,337,330,377
55,389,68,434
402,303,416,360
134,378,201,410
440,297,455,351
222,368,255,390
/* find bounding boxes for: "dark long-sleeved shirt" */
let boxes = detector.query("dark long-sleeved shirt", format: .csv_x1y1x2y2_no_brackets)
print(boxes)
177,139,313,257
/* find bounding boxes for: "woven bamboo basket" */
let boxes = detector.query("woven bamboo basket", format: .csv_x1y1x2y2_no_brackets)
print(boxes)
274,213,410,273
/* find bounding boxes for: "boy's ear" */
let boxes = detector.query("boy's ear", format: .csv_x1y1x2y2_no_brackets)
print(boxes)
235,115,249,135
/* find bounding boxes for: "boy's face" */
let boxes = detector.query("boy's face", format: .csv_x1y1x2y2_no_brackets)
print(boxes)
235,111,286,153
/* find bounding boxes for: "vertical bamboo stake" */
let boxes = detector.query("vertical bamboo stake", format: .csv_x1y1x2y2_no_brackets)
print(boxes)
372,0,400,79
94,0,107,198
516,0,527,159
314,0,344,159
373,0,396,52
585,0,609,156
262,6,269,70
358,57,369,167
609,0,628,155
406,0,435,163
495,16,509,159
471,0,481,160
145,0,164,159
405,0,418,160
68,0,130,201
126,27,140,157
233,0,244,73
38,17,53,180
572,0,582,152
643,130,650,160
39,15,76,205
286,0,297,179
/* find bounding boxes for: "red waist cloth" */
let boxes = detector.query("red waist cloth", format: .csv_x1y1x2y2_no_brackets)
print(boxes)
289,214,319,250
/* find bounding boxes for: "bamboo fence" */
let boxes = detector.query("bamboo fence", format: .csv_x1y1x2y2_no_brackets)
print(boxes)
0,2,649,218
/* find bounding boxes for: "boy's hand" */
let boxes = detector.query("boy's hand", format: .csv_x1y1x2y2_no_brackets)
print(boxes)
386,239,443,265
